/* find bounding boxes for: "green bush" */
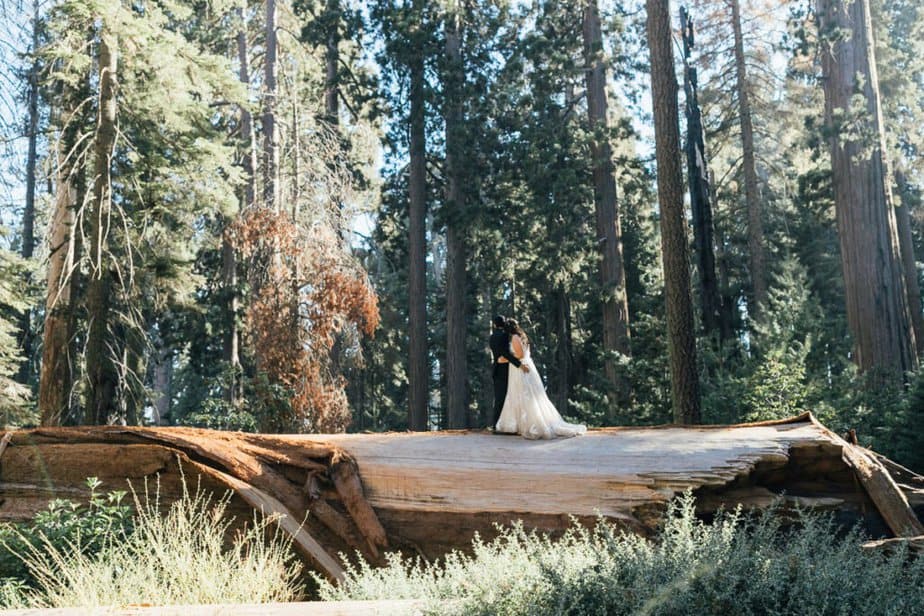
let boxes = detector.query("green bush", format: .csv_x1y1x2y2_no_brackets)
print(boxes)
0,477,303,609
318,494,924,615
0,477,133,587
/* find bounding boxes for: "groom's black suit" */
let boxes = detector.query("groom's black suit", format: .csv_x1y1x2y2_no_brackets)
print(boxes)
490,327,522,427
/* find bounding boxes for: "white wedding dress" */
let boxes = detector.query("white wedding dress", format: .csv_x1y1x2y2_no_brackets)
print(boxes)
495,341,587,439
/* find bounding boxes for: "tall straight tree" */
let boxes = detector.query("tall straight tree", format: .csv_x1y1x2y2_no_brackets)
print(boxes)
263,0,279,211
730,0,766,321
646,0,701,424
443,7,469,428
324,0,340,123
84,30,119,424
224,2,256,404
680,7,723,341
17,0,41,382
407,0,429,430
817,0,917,378
38,109,80,425
581,0,631,412
895,170,924,353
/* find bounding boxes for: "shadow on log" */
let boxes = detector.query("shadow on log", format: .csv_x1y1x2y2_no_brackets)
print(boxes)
1,413,921,580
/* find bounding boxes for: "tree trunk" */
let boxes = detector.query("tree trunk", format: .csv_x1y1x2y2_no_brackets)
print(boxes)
223,4,252,405
444,10,469,429
895,170,924,353
646,0,701,424
151,347,172,425
84,32,119,425
17,0,41,382
263,0,279,211
407,4,429,431
325,0,340,125
730,0,767,321
582,0,631,414
38,121,79,426
238,4,257,209
817,0,917,378
681,7,722,342
553,288,573,415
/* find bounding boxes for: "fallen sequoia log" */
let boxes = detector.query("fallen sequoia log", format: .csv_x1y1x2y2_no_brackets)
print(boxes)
1,413,922,581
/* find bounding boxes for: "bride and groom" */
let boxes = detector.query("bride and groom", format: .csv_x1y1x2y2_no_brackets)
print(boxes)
489,315,586,439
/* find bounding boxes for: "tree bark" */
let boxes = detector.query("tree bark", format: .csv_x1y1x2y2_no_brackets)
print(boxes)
17,0,42,383
407,2,429,431
894,170,924,353
325,0,340,125
817,0,917,378
38,119,79,426
84,31,119,424
238,4,257,209
646,0,701,424
443,10,469,429
582,0,631,414
730,0,767,321
681,7,723,342
263,0,279,211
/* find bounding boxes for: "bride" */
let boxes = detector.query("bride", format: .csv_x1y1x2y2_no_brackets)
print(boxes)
495,319,587,439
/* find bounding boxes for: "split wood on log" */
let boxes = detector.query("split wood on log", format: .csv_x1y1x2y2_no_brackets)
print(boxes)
839,441,924,537
183,458,346,582
330,452,388,557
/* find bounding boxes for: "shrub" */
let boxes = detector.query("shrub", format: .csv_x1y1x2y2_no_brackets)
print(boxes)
1,477,303,608
318,494,924,615
0,477,133,587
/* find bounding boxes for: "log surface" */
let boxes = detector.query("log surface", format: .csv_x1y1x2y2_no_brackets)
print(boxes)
285,419,829,519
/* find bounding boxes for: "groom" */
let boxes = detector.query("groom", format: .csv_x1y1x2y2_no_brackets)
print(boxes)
489,315,530,430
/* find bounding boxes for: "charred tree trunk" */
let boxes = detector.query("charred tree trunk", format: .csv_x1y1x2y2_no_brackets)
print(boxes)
263,0,279,211
817,0,917,378
444,10,469,429
646,0,701,424
681,7,722,342
582,0,631,414
730,0,767,321
407,3,429,431
84,32,119,424
895,170,924,354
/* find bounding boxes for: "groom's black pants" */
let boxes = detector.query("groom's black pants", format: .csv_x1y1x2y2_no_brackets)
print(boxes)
492,362,509,427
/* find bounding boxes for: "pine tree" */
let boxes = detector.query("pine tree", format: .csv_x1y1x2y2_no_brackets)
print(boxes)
646,0,701,424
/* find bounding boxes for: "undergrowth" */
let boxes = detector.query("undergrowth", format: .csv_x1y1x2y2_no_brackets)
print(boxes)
0,476,302,608
318,494,924,615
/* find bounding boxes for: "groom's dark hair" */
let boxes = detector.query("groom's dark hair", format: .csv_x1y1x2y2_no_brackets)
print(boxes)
493,315,506,329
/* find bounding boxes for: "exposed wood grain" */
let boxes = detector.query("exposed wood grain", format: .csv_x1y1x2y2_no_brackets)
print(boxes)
183,459,345,582
839,442,924,537
0,432,12,460
330,452,388,556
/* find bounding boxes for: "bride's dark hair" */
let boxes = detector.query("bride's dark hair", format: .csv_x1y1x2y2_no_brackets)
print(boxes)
504,318,529,346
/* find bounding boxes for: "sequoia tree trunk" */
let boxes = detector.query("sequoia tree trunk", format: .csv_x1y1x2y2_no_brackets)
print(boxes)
817,0,917,378
84,32,119,424
646,0,701,424
444,10,469,428
730,0,767,321
38,116,79,426
582,0,631,415
894,170,924,354
407,1,429,431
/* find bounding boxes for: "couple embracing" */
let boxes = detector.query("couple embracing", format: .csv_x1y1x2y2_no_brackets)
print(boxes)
489,315,586,439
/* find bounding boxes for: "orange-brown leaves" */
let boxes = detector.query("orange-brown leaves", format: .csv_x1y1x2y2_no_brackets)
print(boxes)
233,207,379,433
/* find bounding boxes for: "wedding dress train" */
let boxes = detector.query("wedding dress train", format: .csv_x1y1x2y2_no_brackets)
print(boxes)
495,346,586,439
